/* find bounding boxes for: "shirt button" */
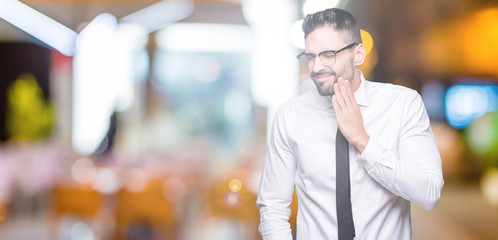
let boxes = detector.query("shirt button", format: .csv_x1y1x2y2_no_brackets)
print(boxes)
362,161,367,167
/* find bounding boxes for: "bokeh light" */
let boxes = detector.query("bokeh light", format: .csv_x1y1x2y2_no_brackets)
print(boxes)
122,168,148,193
289,19,305,49
481,168,498,207
445,84,498,129
224,191,241,208
420,8,498,78
91,168,119,194
193,56,221,83
70,222,95,240
229,179,242,192
71,157,96,183
360,29,373,55
465,111,498,166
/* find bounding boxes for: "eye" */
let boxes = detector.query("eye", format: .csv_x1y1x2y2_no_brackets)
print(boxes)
320,51,336,58
304,53,316,60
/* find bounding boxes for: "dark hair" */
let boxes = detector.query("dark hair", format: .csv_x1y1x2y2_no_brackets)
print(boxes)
302,8,362,44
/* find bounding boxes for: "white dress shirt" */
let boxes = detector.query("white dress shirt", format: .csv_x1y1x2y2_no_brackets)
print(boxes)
256,74,444,240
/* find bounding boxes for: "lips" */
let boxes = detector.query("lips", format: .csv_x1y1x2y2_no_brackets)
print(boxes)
312,72,335,84
315,74,333,83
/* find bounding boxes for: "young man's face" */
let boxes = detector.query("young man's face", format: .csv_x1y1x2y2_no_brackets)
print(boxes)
305,26,356,97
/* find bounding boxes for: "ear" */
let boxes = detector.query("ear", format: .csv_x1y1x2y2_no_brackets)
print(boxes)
353,43,367,67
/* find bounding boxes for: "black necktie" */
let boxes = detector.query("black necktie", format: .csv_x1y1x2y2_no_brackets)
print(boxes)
336,128,355,239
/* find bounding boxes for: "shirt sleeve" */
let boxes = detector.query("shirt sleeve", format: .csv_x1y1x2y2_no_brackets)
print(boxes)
256,107,296,240
357,91,444,211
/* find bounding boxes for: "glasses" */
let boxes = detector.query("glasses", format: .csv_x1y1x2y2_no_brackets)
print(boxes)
297,42,358,67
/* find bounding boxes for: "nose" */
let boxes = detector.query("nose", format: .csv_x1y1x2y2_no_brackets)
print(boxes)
311,55,326,73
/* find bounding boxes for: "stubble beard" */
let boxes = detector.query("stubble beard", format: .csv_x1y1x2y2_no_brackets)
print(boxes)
311,70,354,97
314,79,334,96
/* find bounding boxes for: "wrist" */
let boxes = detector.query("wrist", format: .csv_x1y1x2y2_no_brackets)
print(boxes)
352,134,370,153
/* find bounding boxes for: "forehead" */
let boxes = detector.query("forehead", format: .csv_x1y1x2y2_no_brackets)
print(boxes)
305,26,348,53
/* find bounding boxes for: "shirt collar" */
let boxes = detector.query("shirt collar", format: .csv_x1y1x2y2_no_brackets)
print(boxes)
355,72,369,107
317,71,370,110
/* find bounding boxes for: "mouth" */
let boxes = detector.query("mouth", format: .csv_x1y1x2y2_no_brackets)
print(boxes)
312,72,335,84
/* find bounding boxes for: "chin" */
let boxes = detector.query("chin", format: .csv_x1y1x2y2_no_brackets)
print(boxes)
317,86,334,97
313,80,333,96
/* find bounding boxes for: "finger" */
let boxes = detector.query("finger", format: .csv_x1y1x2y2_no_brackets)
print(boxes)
334,78,346,106
345,80,357,104
332,94,341,112
333,82,346,108
339,78,353,105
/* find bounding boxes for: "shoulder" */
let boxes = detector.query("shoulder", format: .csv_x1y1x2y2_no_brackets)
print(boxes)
366,81,427,121
278,90,317,114
366,80,420,102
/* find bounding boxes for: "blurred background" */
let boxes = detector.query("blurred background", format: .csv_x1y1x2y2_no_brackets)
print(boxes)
0,0,497,239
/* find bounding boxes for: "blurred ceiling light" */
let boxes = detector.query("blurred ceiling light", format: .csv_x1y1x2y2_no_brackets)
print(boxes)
243,0,298,138
289,19,305,49
243,0,296,27
113,23,149,51
72,13,118,156
110,23,148,112
76,13,118,52
156,23,252,52
120,0,194,33
0,0,77,56
302,0,340,15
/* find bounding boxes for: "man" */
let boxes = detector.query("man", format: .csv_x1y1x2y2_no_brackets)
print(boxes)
256,8,444,240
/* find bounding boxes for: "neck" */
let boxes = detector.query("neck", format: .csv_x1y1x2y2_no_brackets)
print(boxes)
350,69,362,93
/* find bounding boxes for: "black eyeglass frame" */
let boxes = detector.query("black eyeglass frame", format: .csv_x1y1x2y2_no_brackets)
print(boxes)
296,42,359,66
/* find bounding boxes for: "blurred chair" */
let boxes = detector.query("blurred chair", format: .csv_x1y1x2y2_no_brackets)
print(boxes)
49,184,103,239
196,174,260,240
113,177,176,240
0,203,6,223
